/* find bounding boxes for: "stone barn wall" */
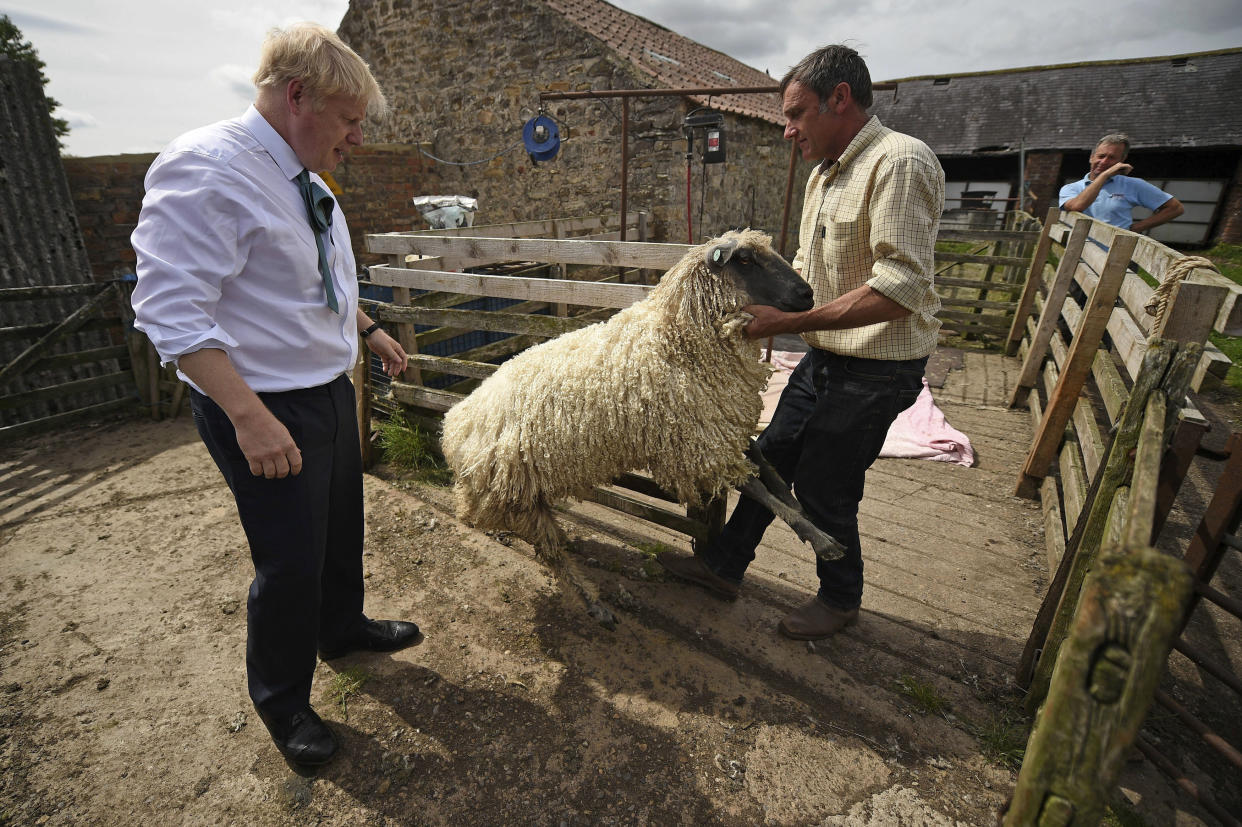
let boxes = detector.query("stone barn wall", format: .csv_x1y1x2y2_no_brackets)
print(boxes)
338,0,808,247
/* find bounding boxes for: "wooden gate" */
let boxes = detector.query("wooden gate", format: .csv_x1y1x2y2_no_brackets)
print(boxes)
1004,207,1241,823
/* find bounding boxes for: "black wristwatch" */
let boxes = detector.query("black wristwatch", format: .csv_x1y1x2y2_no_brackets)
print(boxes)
361,322,382,338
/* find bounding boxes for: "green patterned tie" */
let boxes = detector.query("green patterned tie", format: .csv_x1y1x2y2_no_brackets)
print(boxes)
295,169,340,313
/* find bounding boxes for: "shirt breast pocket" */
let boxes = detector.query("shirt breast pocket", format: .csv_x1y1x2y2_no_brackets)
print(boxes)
826,219,866,275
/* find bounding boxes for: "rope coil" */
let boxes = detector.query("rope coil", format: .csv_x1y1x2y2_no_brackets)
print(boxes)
1144,255,1220,330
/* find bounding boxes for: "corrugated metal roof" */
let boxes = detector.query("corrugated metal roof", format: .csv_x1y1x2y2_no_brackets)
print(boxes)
539,0,783,124
870,48,1242,155
0,56,123,424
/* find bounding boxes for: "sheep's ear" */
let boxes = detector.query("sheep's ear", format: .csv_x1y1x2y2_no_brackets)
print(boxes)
704,238,739,273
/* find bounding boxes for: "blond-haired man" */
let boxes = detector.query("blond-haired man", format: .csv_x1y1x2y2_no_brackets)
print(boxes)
132,23,418,768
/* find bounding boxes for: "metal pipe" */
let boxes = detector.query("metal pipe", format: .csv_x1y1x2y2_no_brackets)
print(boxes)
778,141,798,259
1172,638,1242,696
621,97,629,242
1195,578,1242,619
539,82,897,101
1134,736,1241,827
686,156,693,243
1153,688,1242,772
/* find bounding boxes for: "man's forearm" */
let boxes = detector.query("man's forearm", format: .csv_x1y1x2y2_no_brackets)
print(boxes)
1131,197,1185,233
1062,178,1107,213
744,285,910,339
177,348,268,424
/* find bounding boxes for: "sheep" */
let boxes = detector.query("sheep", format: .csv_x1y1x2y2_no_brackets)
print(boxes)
440,229,841,626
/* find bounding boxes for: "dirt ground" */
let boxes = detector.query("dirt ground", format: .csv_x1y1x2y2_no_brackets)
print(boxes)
0,376,1236,824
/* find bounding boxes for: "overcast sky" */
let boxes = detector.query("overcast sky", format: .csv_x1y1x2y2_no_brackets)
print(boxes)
5,0,1241,157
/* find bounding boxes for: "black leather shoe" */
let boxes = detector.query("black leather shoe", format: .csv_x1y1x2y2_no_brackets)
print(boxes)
258,706,338,766
319,618,422,660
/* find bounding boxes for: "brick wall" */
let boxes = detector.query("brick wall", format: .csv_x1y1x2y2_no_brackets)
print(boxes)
1023,151,1065,221
62,144,442,275
61,154,154,279
338,0,806,246
1216,156,1242,244
329,143,444,265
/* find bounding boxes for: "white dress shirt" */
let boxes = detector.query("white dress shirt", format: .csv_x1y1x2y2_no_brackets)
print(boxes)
131,105,359,393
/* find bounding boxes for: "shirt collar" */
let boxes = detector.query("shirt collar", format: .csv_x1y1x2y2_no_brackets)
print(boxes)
240,104,304,181
817,115,885,176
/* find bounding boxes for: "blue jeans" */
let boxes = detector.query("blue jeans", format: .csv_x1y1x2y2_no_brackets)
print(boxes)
703,349,926,609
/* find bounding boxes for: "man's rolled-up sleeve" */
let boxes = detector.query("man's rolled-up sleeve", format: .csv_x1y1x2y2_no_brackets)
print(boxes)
130,155,244,366
866,155,944,312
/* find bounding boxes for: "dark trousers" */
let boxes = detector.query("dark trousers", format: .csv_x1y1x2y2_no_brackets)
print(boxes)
190,373,365,719
704,349,926,609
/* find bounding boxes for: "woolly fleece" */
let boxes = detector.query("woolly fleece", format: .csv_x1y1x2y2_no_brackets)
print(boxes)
440,229,787,558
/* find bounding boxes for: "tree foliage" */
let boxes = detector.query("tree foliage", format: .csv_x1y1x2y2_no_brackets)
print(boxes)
1,14,70,146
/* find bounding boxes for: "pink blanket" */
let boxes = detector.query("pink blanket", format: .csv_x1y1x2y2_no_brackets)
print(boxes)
759,351,974,467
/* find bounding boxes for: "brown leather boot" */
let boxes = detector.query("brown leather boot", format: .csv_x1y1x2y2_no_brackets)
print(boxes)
778,598,859,640
656,552,740,600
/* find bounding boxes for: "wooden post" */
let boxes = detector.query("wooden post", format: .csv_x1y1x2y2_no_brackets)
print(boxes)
354,336,372,466
637,211,652,284
146,340,161,420
689,496,728,552
1008,218,1091,408
1005,547,1193,826
1004,207,1058,357
1151,279,1229,345
1022,340,1198,703
1183,431,1242,591
552,221,569,316
389,253,422,386
1014,232,1137,497
1153,417,1209,540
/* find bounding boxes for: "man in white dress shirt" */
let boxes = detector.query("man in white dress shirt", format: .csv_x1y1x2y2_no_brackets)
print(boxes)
131,22,419,768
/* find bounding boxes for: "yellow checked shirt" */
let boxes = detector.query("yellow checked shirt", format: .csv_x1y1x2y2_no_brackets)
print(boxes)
791,116,945,360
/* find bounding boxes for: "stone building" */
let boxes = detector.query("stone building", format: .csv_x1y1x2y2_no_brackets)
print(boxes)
868,48,1242,245
337,0,806,247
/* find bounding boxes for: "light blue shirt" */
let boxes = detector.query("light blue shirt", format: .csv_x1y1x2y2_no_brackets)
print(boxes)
132,106,359,393
1058,173,1173,230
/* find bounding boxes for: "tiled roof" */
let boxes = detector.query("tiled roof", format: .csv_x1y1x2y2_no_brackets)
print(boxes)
870,48,1242,155
540,0,783,124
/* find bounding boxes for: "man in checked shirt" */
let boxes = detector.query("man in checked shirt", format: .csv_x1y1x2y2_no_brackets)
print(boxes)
659,44,945,640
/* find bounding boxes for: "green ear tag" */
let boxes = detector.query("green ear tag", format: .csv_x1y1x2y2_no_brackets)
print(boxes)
713,249,722,262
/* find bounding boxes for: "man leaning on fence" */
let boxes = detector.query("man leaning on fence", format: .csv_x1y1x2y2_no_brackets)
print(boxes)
1059,133,1184,234
658,43,945,641
130,22,420,769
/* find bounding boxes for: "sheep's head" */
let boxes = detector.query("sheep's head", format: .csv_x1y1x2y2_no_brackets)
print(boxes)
703,231,813,313
656,230,812,338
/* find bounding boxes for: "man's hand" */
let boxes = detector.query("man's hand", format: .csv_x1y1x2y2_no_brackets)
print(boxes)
742,304,802,339
1104,161,1133,179
233,406,303,479
365,329,410,377
176,347,302,479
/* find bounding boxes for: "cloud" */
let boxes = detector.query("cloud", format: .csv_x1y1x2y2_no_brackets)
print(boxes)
2,8,99,36
57,107,98,129
208,64,256,102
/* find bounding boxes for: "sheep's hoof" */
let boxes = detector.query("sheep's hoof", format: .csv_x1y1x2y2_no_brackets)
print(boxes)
588,601,617,630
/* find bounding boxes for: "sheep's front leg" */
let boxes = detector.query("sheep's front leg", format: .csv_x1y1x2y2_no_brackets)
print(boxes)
560,555,618,630
527,510,618,630
739,441,845,561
